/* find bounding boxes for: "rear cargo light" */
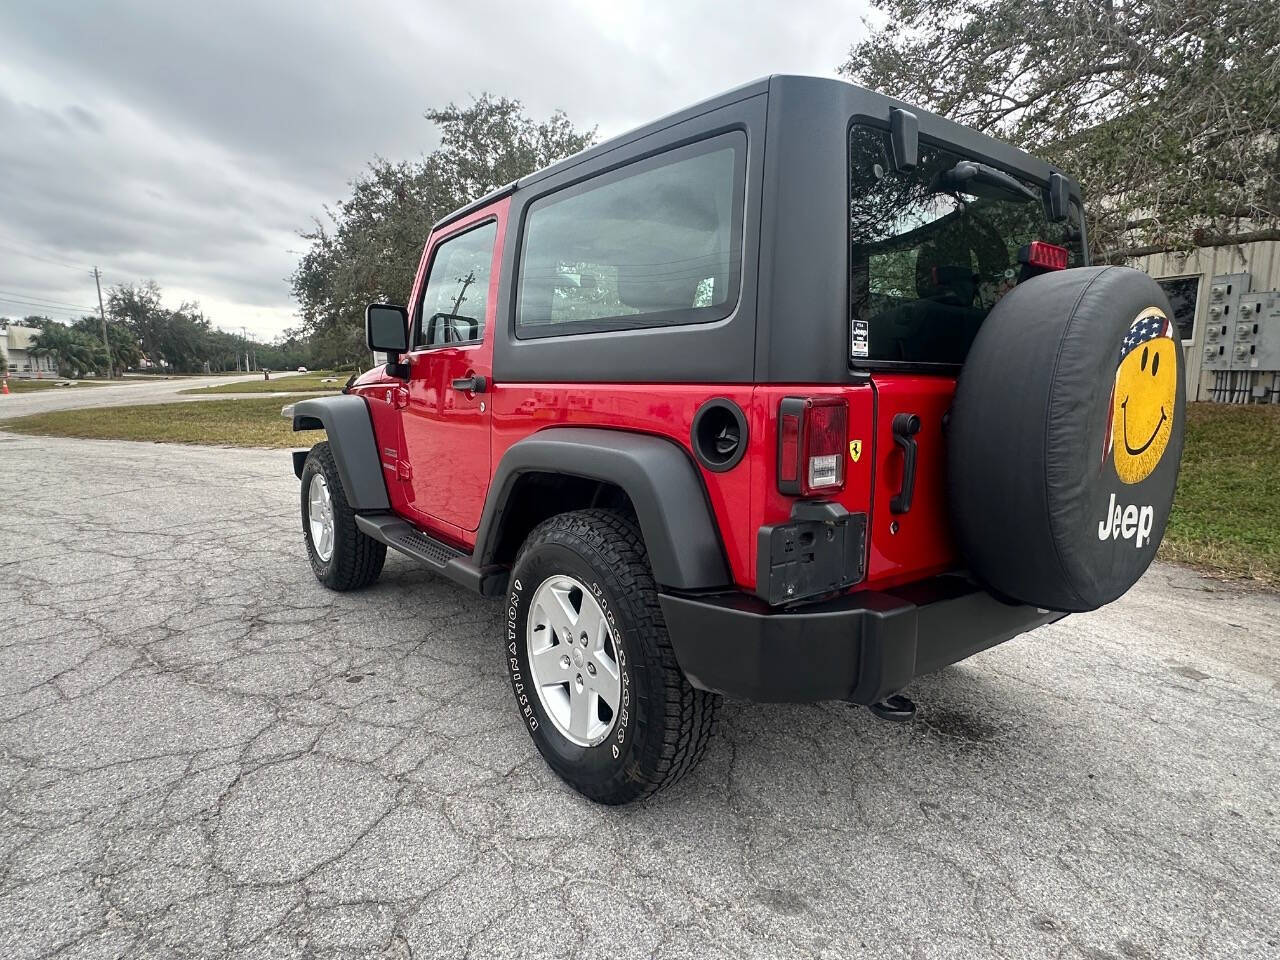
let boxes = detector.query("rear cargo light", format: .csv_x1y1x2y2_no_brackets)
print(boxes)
1020,240,1069,271
777,397,848,496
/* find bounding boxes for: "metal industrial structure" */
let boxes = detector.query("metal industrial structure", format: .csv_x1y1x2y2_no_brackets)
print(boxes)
0,322,59,379
1130,239,1280,403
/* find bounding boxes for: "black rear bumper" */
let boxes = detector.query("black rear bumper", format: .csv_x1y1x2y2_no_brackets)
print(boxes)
659,576,1064,704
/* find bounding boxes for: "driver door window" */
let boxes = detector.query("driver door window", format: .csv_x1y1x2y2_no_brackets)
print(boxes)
415,222,497,348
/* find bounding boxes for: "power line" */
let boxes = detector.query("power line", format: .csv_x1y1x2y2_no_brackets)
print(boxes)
0,294,80,309
0,313,85,327
0,242,90,271
0,243,133,286
0,289,99,312
0,298,90,318
0,312,85,328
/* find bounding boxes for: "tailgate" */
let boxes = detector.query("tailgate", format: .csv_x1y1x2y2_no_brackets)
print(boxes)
865,374,960,588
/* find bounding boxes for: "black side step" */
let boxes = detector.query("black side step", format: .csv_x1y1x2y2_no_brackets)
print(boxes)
354,513,508,597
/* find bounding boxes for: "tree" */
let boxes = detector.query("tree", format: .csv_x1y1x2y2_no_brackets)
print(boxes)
72,315,142,373
839,0,1280,257
255,328,314,372
24,316,58,374
29,319,109,377
106,281,168,366
292,94,595,367
107,281,220,373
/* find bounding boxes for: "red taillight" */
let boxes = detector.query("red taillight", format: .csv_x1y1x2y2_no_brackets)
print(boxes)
777,397,848,496
1021,240,1069,271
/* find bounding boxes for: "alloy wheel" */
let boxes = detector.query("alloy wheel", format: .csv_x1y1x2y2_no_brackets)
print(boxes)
526,574,622,747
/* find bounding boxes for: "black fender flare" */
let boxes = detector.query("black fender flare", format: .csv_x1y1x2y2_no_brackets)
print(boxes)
290,395,390,511
475,428,731,590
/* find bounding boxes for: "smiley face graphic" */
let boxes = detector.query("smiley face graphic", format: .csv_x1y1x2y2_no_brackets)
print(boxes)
1106,307,1178,484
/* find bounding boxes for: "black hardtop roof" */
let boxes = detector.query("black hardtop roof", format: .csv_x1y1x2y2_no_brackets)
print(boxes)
432,76,770,231
432,74,1067,231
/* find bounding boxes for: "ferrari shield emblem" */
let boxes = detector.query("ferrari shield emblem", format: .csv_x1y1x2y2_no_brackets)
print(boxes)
849,439,863,463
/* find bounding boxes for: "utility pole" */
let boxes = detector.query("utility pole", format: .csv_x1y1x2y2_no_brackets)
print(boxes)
92,267,112,379
449,271,476,316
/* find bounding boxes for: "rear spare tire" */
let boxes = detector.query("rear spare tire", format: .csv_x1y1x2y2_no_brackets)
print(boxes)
948,266,1185,612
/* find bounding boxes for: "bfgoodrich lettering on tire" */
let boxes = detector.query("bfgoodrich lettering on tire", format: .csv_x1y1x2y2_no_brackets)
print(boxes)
948,266,1185,612
505,509,719,804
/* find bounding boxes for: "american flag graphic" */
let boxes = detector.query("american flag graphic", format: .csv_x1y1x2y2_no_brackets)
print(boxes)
1120,312,1173,361
1102,309,1172,465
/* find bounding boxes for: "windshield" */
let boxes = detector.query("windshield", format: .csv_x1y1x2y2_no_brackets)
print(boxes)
848,123,1085,366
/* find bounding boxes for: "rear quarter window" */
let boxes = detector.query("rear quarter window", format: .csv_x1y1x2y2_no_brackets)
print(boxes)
516,131,746,337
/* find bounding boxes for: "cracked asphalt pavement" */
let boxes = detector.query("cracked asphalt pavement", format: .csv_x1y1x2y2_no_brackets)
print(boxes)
0,432,1277,959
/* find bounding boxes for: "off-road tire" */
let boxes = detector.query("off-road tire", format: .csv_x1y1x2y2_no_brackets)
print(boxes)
504,509,719,804
300,441,386,591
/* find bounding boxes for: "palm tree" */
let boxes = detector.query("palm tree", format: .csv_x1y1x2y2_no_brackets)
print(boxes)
73,315,142,374
30,323,108,377
28,324,67,376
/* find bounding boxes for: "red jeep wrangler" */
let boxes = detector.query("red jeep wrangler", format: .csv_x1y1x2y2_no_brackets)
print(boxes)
287,77,1184,804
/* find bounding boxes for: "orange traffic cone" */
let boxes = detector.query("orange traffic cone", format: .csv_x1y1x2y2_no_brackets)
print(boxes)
1,379,9,395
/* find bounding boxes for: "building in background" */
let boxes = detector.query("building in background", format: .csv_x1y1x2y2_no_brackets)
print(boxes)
0,322,58,379
1130,238,1280,403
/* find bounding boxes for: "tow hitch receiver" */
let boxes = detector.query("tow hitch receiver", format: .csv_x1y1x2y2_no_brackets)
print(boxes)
867,693,917,722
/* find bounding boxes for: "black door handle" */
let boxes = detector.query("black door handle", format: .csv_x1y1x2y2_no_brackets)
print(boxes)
890,413,921,514
450,374,486,394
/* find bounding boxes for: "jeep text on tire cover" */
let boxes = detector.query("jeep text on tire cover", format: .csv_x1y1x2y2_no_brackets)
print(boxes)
285,76,1184,803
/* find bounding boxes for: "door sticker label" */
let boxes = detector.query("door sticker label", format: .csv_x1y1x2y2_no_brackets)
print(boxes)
851,319,870,358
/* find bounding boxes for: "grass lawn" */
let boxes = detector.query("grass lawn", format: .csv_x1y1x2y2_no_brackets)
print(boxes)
4,378,106,392
1159,403,1280,586
1,396,319,448
179,371,347,395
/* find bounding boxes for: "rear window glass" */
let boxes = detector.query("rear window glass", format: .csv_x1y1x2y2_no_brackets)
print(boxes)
516,132,745,337
848,124,1085,366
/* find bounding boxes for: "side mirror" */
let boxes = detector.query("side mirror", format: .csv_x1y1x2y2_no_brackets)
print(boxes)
365,303,408,356
424,312,479,346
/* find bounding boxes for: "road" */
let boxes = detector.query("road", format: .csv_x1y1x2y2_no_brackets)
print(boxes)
0,372,313,417
0,433,1276,960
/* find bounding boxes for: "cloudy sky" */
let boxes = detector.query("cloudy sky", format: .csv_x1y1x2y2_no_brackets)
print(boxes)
0,1,870,340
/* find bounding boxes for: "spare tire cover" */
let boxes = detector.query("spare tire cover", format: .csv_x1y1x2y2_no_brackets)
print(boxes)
949,266,1185,612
